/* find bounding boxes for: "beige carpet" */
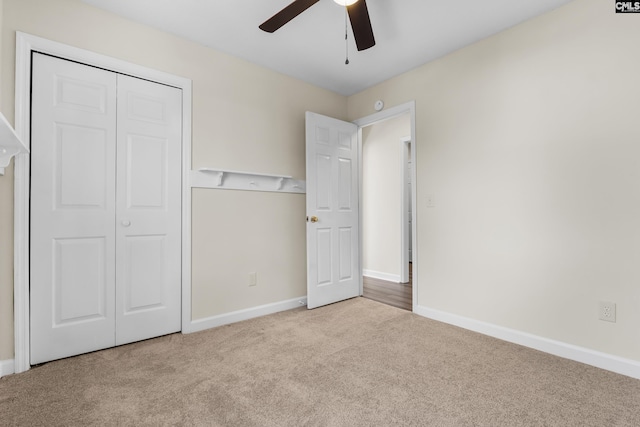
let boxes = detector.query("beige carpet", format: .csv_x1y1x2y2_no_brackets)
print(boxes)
1,297,640,426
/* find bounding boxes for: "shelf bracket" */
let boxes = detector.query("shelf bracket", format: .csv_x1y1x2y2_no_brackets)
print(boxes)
0,113,29,176
214,171,224,187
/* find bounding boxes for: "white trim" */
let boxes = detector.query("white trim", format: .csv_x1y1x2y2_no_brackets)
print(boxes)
14,32,193,370
13,32,32,375
354,101,418,310
353,102,416,128
0,359,15,378
357,126,364,297
363,269,401,283
181,85,193,335
415,305,640,380
400,136,411,284
189,297,307,333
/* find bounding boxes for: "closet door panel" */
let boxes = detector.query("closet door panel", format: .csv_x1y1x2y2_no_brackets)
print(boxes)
30,53,117,365
115,75,182,345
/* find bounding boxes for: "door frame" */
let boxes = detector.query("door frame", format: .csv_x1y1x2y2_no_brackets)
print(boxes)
13,32,193,373
400,136,411,284
354,101,417,309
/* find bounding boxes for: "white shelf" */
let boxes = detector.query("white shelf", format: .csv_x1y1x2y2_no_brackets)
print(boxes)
0,112,29,175
191,168,306,194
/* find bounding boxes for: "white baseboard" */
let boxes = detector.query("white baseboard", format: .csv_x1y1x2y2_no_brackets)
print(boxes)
0,359,15,378
188,296,307,333
414,305,640,380
2,299,307,374
363,269,401,283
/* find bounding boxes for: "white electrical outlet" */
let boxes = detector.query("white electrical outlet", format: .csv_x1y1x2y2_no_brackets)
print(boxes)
248,272,257,287
599,301,616,323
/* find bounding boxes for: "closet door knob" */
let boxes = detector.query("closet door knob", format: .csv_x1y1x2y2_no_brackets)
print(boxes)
121,220,131,227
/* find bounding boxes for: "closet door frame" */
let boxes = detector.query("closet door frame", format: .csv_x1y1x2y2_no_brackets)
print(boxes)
13,32,194,374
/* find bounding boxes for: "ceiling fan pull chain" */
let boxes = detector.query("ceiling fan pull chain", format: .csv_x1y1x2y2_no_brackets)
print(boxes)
344,6,350,65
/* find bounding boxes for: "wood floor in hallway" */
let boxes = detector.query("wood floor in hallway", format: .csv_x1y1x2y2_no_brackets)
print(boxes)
362,264,412,311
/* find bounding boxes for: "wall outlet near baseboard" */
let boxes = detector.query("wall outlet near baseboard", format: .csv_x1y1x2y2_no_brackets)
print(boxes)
248,272,257,287
599,301,616,323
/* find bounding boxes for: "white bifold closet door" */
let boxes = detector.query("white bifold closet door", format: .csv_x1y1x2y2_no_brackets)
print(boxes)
30,53,182,365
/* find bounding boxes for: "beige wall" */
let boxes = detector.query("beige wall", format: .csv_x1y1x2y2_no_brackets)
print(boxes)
349,0,640,361
192,190,306,318
0,0,347,361
362,114,410,279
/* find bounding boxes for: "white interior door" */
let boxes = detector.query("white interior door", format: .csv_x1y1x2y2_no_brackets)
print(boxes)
30,53,118,364
30,53,182,364
115,75,182,345
305,112,360,309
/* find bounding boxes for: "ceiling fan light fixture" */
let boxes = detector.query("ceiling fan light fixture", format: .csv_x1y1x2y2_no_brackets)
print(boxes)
333,0,358,6
260,0,374,52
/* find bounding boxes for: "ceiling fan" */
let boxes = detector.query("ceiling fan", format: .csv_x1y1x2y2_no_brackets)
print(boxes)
259,0,375,52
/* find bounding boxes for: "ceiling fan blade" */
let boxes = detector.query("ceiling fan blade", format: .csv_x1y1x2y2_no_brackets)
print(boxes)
347,0,375,51
259,0,320,33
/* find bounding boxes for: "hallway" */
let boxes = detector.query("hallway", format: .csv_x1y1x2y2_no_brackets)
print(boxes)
362,264,412,311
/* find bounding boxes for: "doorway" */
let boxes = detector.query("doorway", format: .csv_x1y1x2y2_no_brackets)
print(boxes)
355,104,416,311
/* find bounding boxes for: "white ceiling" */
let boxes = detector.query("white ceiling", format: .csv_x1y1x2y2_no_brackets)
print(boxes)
81,0,574,96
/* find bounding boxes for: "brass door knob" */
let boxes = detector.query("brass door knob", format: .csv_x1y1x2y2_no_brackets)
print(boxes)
310,216,319,223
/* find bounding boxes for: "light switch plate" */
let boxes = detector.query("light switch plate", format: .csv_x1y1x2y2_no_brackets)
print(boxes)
248,272,257,287
426,194,435,208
